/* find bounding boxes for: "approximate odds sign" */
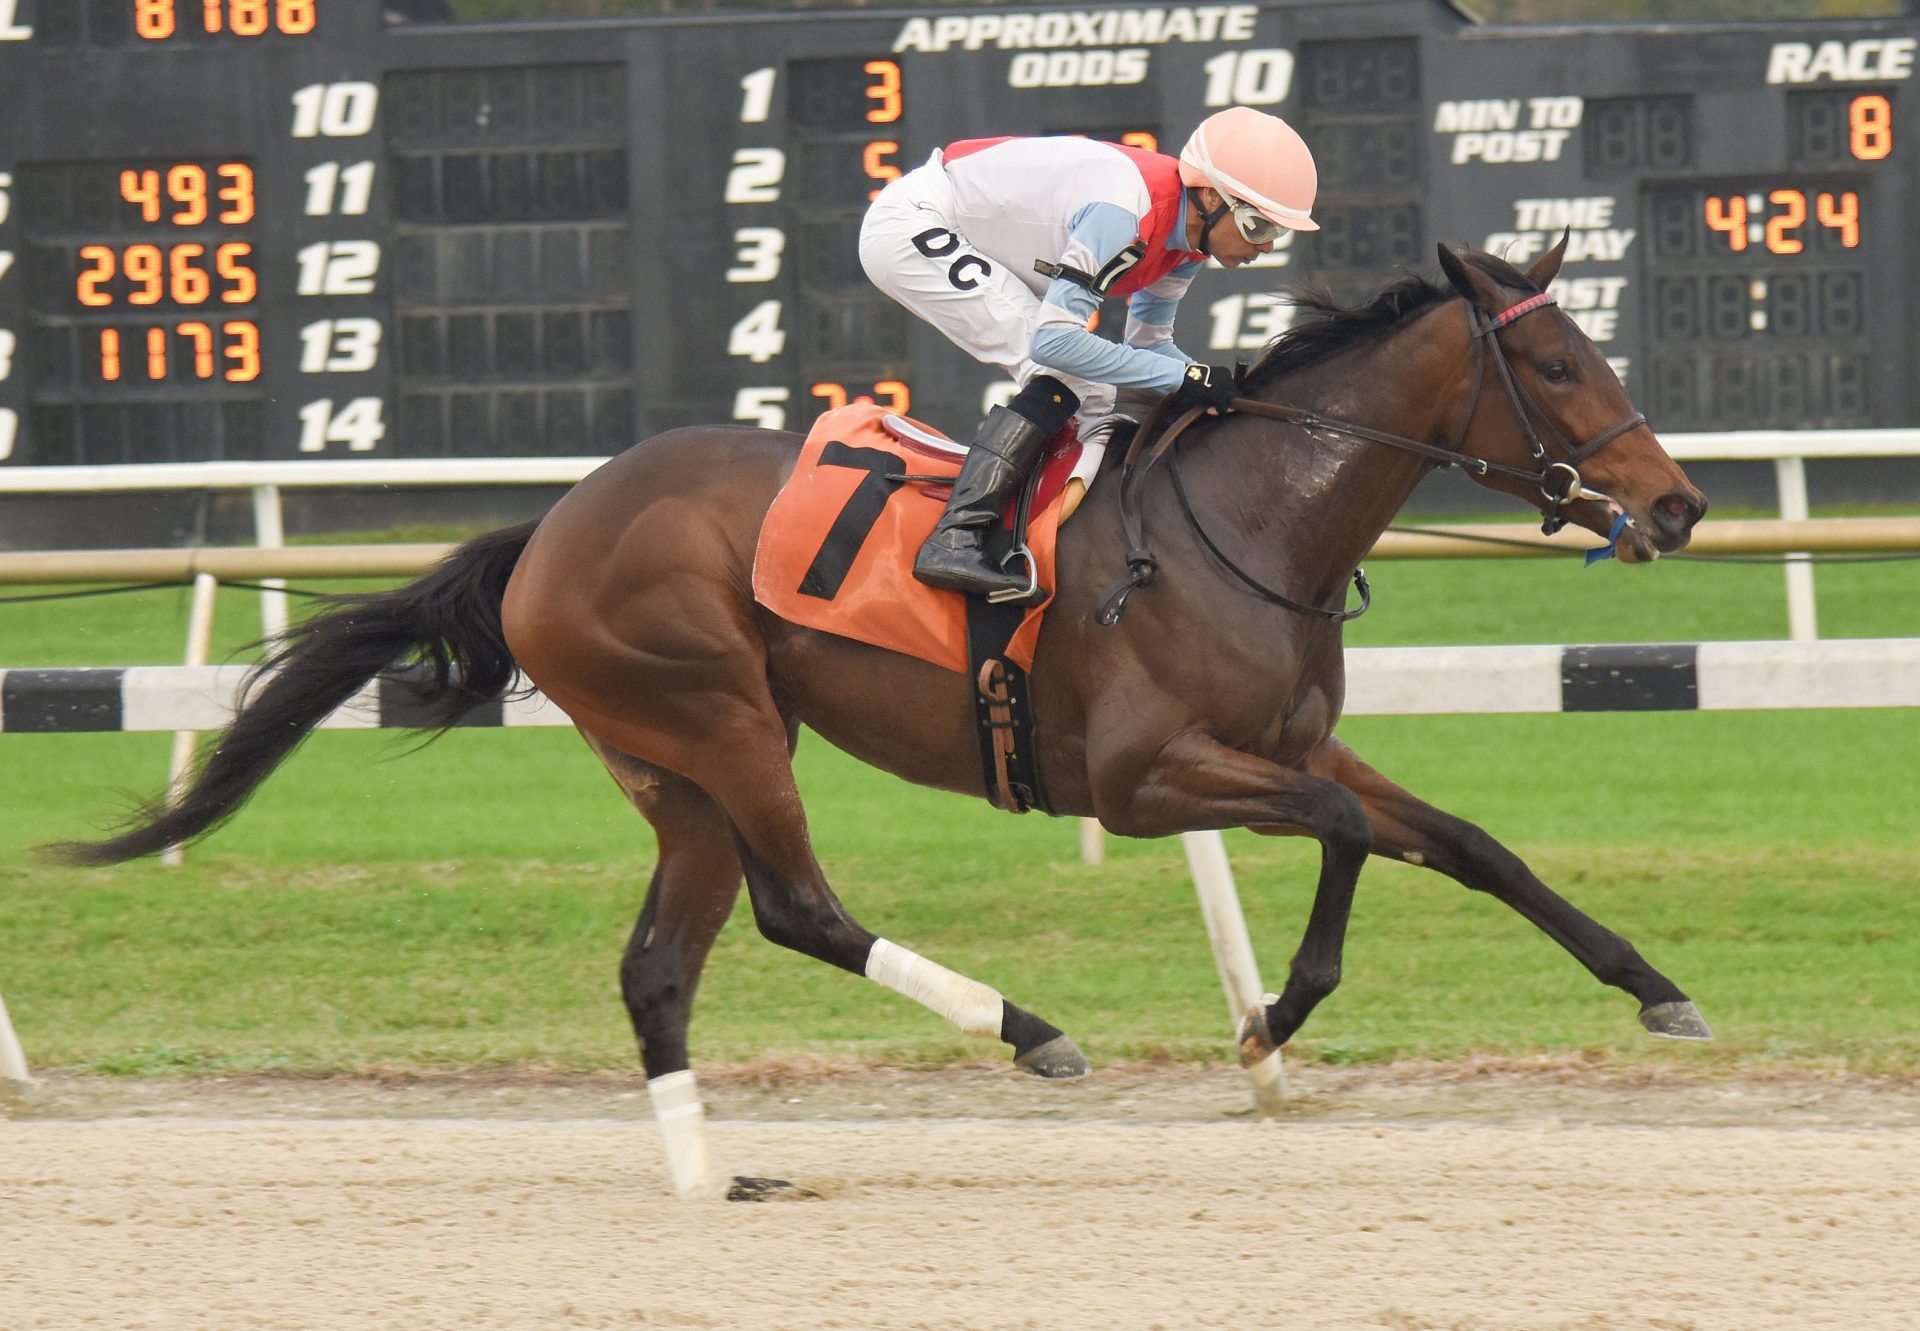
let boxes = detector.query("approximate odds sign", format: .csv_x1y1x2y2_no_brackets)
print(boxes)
0,0,1912,467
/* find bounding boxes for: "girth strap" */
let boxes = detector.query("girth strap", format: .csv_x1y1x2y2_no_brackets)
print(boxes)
965,462,1051,814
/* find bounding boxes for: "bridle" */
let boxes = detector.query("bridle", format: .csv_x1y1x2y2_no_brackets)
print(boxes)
1450,291,1646,530
1096,290,1648,625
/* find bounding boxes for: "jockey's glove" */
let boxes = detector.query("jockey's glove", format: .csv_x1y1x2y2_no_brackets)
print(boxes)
1170,362,1241,414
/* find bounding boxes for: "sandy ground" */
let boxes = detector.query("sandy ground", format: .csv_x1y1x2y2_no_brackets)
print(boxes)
4,1061,1919,1330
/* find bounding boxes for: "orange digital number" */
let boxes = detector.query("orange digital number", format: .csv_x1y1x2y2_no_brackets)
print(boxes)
77,247,117,306
230,0,269,36
167,165,208,226
144,0,314,39
99,329,123,381
179,321,216,379
812,381,910,412
1121,132,1160,152
146,327,169,380
170,243,211,304
1850,94,1892,162
120,170,163,223
217,163,255,223
863,141,901,201
863,60,902,124
1703,194,1748,252
1817,190,1860,248
1765,188,1807,255
216,242,258,303
223,321,262,382
124,245,166,305
136,0,177,40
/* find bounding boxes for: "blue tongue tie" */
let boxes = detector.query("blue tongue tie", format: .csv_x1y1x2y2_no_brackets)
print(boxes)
1585,511,1629,567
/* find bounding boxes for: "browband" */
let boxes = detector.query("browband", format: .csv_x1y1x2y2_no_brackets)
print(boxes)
1485,290,1557,331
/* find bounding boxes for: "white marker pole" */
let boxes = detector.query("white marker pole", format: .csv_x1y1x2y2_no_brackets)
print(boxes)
1183,830,1285,1114
161,572,220,868
0,989,30,1092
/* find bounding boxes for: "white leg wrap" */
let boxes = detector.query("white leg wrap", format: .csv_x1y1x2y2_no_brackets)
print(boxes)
865,938,1003,1038
647,1070,726,1201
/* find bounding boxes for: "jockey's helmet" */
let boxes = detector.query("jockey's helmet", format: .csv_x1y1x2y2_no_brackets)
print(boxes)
1178,107,1320,238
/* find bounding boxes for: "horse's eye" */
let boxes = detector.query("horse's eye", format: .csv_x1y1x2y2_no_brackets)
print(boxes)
1542,360,1572,384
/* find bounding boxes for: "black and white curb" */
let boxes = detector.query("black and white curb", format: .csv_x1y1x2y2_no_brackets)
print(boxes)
0,665,568,733
2,640,1917,733
1341,639,1920,715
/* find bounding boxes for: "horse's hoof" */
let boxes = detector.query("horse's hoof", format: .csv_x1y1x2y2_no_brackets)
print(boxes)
1640,1000,1714,1041
1237,996,1279,1068
726,1175,816,1202
1014,1033,1091,1079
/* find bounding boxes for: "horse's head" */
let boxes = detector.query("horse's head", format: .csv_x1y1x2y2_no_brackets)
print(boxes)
1436,239,1706,561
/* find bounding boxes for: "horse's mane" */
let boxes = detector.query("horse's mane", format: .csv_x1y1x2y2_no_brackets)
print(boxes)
1241,250,1538,391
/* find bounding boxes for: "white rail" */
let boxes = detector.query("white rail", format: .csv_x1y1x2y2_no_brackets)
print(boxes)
4,428,1918,638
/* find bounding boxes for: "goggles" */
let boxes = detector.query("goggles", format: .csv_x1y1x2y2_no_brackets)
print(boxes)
1226,196,1285,246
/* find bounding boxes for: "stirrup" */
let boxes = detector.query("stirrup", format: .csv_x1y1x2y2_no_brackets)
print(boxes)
986,545,1040,604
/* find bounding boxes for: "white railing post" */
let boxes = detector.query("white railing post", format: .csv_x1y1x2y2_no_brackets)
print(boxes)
0,990,28,1093
1182,829,1286,1114
160,572,220,868
1079,818,1104,865
1773,456,1817,641
251,482,289,641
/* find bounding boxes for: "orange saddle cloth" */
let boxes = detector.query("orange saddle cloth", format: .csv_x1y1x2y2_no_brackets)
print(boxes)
752,403,1082,674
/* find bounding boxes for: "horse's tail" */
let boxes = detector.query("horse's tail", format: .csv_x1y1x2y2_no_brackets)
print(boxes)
45,521,540,867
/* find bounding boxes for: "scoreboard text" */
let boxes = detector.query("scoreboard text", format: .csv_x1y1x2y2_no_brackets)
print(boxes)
0,0,1912,467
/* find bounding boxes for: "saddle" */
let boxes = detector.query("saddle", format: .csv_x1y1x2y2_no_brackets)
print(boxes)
752,403,1087,812
753,403,1085,675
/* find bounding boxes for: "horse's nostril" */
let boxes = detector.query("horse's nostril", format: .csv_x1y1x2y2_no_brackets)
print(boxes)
1654,491,1705,531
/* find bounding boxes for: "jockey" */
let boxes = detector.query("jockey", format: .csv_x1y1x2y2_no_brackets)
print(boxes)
858,106,1320,601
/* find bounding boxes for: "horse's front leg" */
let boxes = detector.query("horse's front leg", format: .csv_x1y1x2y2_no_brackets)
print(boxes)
1092,730,1373,1058
1307,735,1711,1040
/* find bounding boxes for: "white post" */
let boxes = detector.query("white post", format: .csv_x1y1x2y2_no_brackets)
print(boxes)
1182,830,1286,1114
1079,818,1105,866
251,482,289,641
0,990,29,1092
1774,456,1817,642
160,572,220,868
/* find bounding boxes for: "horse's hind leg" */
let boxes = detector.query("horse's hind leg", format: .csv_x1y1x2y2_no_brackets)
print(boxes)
686,708,1089,1080
1308,736,1710,1040
586,736,748,1199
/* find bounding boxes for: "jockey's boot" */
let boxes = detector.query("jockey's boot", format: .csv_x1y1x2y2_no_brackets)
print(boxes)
914,375,1080,600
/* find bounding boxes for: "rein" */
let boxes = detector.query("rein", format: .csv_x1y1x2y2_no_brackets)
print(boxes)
1097,291,1645,626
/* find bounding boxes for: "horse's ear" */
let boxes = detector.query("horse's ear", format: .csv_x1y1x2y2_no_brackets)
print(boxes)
1525,229,1571,288
1437,242,1500,311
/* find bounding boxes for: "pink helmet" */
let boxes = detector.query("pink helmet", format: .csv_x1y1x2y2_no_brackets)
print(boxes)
1178,106,1319,233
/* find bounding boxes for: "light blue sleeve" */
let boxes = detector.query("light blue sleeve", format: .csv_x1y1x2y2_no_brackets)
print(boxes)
1126,260,1203,361
1027,203,1192,394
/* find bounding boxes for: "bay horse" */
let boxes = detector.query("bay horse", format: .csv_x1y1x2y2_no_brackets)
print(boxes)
58,239,1710,1199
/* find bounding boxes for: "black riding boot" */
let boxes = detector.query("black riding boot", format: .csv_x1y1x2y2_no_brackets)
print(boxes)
914,376,1080,599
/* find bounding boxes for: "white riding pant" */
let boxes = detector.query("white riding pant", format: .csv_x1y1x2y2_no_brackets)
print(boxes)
859,155,1116,481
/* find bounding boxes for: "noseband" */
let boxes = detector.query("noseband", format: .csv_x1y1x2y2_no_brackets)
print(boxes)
1096,289,1647,624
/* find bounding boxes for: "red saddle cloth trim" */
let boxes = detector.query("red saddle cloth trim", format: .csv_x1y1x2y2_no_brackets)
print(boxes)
752,403,1080,675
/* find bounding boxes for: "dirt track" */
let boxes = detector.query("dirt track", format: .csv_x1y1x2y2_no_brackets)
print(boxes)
5,1062,1918,1330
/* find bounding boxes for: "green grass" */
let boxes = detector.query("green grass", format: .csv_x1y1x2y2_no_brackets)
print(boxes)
1,538,1917,1077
